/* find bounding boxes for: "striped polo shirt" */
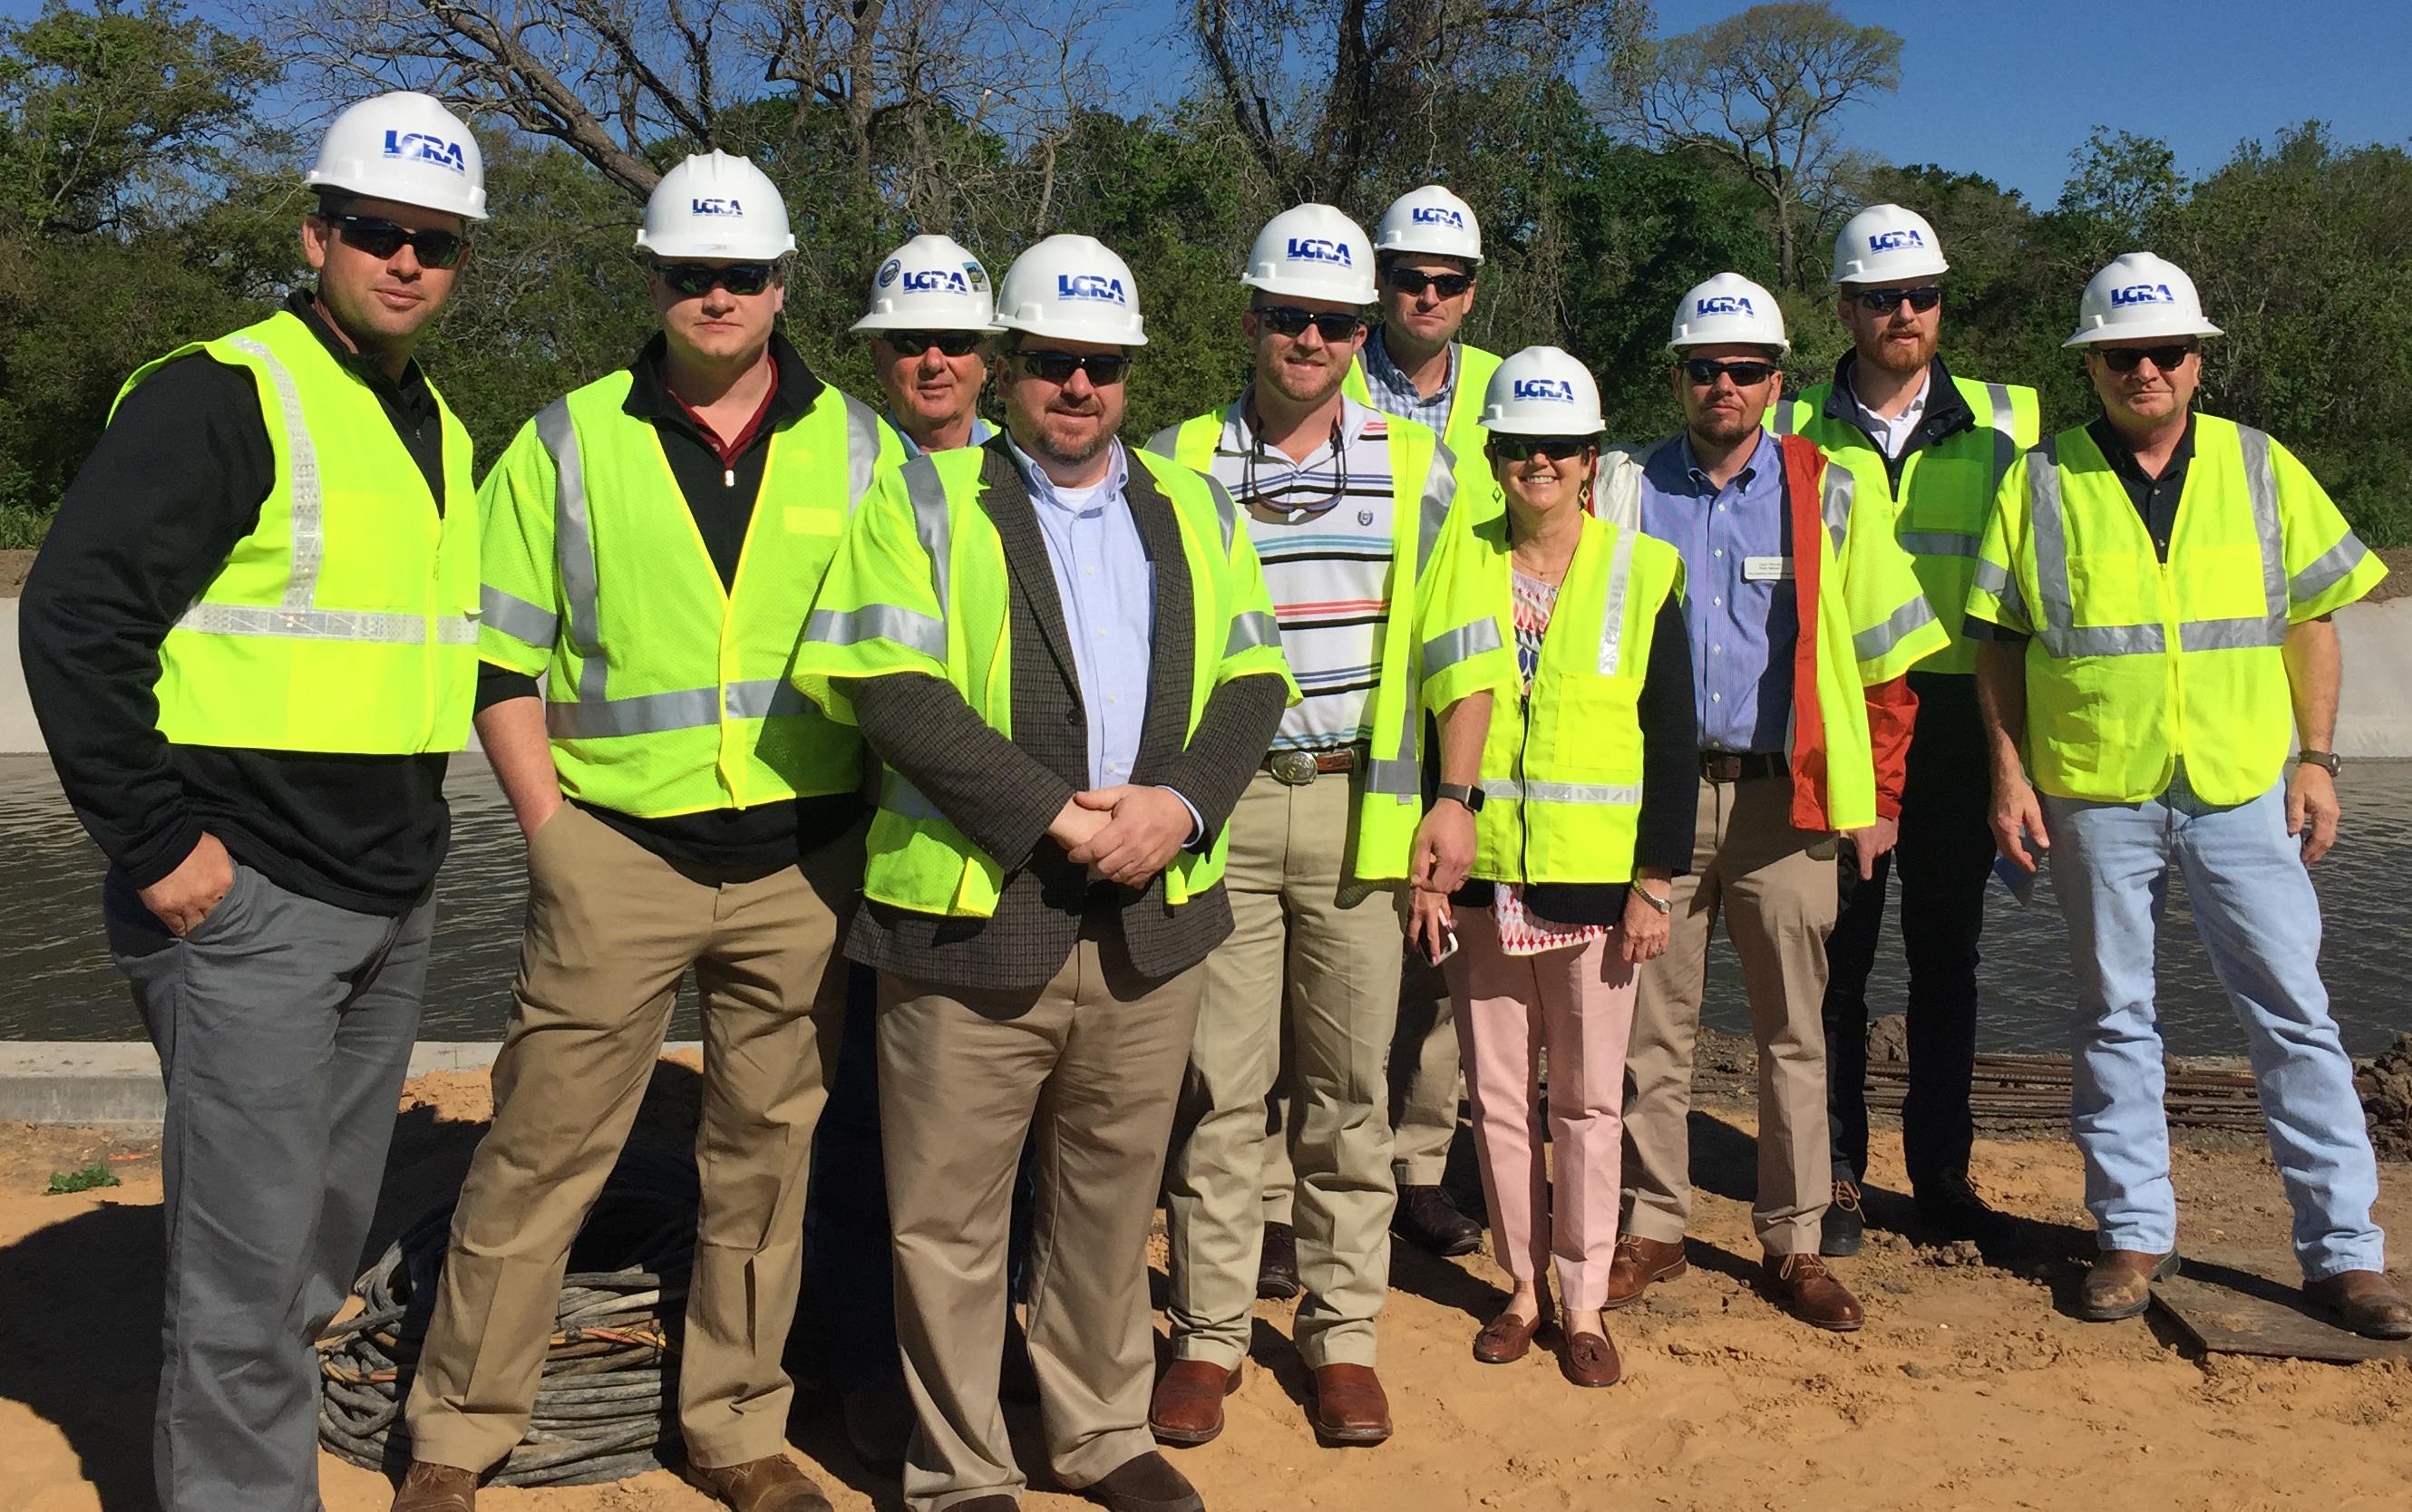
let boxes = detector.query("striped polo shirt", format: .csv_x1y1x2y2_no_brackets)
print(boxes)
1170,392,1454,751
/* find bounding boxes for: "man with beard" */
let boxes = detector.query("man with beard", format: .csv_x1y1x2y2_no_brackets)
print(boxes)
1767,206,2042,1255
1607,274,1946,1332
398,152,897,1512
1147,205,1505,1449
793,233,1297,1512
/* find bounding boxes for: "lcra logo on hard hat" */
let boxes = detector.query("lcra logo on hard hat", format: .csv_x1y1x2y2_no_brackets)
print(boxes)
2112,283,2176,306
1869,228,1926,251
1058,273,1128,304
903,267,973,294
1697,295,1756,316
1512,378,1578,403
691,197,745,217
382,130,467,174
1411,206,1466,228
1287,237,1354,267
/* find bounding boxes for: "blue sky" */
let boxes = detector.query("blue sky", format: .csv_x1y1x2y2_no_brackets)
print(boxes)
6,0,2403,207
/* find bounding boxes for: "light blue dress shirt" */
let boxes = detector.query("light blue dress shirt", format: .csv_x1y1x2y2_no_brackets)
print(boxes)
890,413,996,460
1004,437,1202,839
1637,431,1799,753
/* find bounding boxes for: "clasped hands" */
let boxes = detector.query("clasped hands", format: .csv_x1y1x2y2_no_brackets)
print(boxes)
1051,784,1194,887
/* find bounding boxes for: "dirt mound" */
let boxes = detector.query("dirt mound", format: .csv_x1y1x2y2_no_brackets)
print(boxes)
2361,1032,2412,1159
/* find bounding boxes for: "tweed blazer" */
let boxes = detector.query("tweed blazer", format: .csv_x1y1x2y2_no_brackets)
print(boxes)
843,434,1288,992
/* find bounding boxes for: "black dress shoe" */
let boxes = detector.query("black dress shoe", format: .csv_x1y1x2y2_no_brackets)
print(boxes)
1820,1178,1864,1258
1085,1450,1204,1512
1258,1220,1302,1300
1394,1184,1483,1257
1915,1171,1998,1238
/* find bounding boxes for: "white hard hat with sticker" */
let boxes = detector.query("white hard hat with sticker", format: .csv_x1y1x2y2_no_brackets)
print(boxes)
2065,251,2222,346
855,234,1002,334
305,92,487,221
993,235,1147,347
1483,346,1606,436
1668,272,1789,354
637,151,795,261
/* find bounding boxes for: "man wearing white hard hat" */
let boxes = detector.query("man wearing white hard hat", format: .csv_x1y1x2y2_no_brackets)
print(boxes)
21,90,483,1512
1147,204,1506,1448
1766,205,2044,1256
855,232,1004,455
794,233,1295,1512
396,151,901,1512
1967,253,2407,1338
1604,273,1946,1332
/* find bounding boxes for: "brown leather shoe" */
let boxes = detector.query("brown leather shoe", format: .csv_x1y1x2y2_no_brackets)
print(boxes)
1395,1184,1484,1257
682,1454,834,1512
2077,1249,2178,1322
1258,1220,1302,1300
1308,1362,1392,1445
1559,1329,1621,1389
1762,1252,1865,1332
391,1463,476,1512
1084,1450,1205,1512
1148,1359,1241,1447
1473,1297,1553,1364
1602,1235,1687,1309
2305,1270,2412,1339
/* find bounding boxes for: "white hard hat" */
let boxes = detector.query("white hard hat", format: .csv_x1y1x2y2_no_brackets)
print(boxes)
1482,346,1605,436
1831,204,1949,285
854,234,1002,334
1375,185,1483,264
1241,204,1376,304
304,92,487,221
1668,272,1788,354
2064,251,2223,347
993,234,1146,347
637,151,795,260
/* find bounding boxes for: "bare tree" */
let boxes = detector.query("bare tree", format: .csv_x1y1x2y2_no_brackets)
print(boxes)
1600,1,1900,288
1189,0,1651,209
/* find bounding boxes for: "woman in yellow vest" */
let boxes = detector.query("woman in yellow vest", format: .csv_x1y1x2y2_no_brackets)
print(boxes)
1405,348,1697,1389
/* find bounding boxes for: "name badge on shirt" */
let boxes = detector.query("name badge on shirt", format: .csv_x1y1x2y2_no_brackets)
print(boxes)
1743,556,1794,583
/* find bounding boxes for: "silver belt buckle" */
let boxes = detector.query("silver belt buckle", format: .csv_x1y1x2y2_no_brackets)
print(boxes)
1269,750,1319,786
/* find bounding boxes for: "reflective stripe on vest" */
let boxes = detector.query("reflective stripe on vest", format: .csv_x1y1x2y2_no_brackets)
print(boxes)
2025,430,2288,658
1364,451,1496,799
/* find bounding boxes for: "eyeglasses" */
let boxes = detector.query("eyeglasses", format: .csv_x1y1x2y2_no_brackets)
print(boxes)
1493,437,1594,462
1017,350,1131,385
656,261,777,297
883,330,984,357
2096,343,2198,373
1848,286,1943,315
1384,267,1473,298
321,213,468,270
1682,358,1780,387
1252,305,1366,342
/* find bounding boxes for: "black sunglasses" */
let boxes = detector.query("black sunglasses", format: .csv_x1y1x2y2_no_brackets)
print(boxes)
1384,267,1473,298
1493,437,1595,462
1253,305,1366,342
1849,286,1943,315
883,330,985,357
1017,350,1131,385
2096,343,2199,373
321,213,468,270
656,261,777,297
1683,358,1781,387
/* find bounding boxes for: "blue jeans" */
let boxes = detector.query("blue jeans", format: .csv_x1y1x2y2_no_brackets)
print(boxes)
2044,768,2383,1279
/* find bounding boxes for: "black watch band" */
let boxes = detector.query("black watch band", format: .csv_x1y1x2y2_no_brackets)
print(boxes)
2298,749,2342,776
1435,781,1485,813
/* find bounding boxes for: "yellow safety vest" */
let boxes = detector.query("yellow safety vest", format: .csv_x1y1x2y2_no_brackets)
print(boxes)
475,367,902,818
1154,404,1512,879
1771,373,2041,674
1969,413,2386,805
113,310,480,753
792,444,1299,918
1454,512,1686,885
1343,341,1504,480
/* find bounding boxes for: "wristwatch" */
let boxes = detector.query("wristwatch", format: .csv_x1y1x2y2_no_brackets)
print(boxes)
1435,781,1485,814
2298,749,2342,776
1634,884,1672,915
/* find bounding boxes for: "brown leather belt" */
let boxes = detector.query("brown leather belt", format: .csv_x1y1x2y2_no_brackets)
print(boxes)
1699,751,1787,784
1264,747,1360,785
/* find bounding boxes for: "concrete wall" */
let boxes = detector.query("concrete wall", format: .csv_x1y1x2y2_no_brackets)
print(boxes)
4,592,2408,758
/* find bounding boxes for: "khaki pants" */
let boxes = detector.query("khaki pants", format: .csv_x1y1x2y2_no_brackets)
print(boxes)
1621,774,1836,1255
1164,769,1405,1370
406,804,859,1470
1388,954,1464,1184
880,935,1202,1512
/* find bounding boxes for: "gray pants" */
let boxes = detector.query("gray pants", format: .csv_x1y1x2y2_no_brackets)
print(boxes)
106,861,432,1512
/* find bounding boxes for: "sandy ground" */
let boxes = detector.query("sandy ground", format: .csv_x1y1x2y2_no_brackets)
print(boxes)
4,1057,2408,1512
2,548,33,596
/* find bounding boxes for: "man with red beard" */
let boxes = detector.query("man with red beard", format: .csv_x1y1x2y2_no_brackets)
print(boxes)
1769,206,2041,1256
1147,205,1505,1449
